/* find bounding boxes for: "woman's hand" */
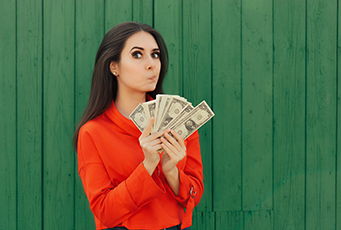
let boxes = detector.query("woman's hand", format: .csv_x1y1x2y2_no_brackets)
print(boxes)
139,118,164,175
160,129,187,175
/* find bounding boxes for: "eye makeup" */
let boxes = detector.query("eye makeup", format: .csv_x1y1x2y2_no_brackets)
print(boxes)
131,50,160,59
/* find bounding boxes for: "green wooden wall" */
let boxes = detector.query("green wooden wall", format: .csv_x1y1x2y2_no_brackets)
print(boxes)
1,0,340,229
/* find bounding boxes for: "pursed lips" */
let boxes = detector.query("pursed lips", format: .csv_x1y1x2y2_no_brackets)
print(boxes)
148,75,157,80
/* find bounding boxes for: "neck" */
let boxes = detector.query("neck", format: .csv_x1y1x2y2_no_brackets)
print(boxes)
115,88,147,119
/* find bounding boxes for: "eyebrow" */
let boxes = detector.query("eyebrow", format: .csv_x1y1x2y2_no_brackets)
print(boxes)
130,46,160,52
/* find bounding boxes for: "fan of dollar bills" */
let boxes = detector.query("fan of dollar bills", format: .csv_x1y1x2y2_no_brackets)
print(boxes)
129,94,215,140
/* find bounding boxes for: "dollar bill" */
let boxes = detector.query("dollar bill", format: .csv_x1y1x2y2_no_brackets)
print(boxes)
153,94,177,132
157,96,187,130
129,94,214,141
128,103,147,132
157,98,191,132
171,100,215,139
152,95,162,132
141,100,156,120
165,103,194,130
155,96,173,131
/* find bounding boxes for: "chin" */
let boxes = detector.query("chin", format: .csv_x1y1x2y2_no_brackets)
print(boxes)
145,85,157,92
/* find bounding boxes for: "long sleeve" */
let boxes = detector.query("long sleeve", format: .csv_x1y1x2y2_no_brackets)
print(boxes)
164,130,204,210
77,127,166,227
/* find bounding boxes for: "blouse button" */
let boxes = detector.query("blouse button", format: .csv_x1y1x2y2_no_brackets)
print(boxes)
189,185,196,198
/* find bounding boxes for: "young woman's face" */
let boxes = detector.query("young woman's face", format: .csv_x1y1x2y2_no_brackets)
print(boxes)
111,31,161,94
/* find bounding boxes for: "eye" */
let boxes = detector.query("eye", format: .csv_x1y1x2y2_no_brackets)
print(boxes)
152,52,160,59
132,50,160,59
132,51,142,59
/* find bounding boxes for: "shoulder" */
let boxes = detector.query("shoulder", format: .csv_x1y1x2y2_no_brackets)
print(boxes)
79,115,106,137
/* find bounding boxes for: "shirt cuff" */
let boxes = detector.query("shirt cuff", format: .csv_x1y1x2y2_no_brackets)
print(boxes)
164,166,195,208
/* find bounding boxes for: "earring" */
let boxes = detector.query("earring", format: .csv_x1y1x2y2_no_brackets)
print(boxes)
113,72,118,76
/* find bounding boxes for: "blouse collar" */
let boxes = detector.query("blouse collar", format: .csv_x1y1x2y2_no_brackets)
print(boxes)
104,94,155,138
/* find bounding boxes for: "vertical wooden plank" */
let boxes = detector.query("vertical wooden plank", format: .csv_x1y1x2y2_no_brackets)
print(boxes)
183,0,213,212
273,0,305,229
244,210,272,230
191,210,215,230
74,1,104,229
154,0,182,95
43,0,75,229
105,0,132,32
216,211,243,230
0,0,16,229
306,0,337,229
338,1,341,228
17,0,43,228
242,0,273,211
212,0,242,211
133,0,153,26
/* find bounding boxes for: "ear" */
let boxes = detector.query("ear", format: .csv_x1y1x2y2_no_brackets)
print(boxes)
109,61,119,77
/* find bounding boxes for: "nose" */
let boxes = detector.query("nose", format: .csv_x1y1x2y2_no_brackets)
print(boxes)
145,56,157,70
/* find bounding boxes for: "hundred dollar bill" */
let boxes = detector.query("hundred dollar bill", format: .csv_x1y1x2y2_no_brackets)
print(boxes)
128,103,148,132
171,100,215,140
157,97,190,132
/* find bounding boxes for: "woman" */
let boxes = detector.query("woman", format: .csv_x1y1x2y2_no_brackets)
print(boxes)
73,21,204,230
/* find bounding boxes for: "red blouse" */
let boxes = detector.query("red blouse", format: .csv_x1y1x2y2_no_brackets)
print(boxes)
77,95,204,230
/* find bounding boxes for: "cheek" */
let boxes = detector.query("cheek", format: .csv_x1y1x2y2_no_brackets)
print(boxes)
119,61,144,83
121,59,141,75
157,61,161,72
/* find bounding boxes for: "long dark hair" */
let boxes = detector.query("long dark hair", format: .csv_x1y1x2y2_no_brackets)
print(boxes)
73,21,169,152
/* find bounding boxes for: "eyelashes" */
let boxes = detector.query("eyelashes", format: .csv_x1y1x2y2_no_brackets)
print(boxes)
132,51,160,59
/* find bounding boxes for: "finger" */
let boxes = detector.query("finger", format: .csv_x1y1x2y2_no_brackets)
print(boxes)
149,138,162,146
151,144,163,152
161,142,177,159
140,117,155,139
164,131,182,151
144,130,164,143
169,129,186,149
161,136,179,155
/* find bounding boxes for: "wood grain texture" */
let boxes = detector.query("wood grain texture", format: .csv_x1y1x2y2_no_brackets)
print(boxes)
273,0,305,229
105,0,132,32
212,0,242,211
337,2,341,230
17,0,43,229
0,0,16,229
154,0,182,95
2,0,340,229
242,0,273,211
192,210,215,230
306,0,337,229
133,0,153,26
216,211,243,230
244,209,273,230
74,0,105,229
183,0,213,212
43,0,75,229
